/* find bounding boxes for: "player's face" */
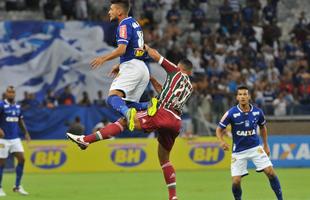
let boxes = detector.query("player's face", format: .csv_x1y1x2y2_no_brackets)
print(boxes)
6,88,16,101
108,4,120,21
236,89,250,105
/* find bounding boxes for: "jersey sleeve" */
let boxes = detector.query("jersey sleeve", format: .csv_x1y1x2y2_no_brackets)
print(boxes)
218,111,231,129
258,109,266,126
158,57,180,73
117,22,133,46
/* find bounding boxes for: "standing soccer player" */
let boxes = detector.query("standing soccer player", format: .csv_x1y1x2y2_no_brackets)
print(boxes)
216,85,283,200
90,0,149,131
0,86,31,196
68,45,193,200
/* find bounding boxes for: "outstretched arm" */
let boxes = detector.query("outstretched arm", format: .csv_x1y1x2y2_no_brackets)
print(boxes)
144,44,162,62
90,44,127,69
144,44,179,73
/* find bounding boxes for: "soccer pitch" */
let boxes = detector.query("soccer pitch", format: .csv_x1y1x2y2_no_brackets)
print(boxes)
1,168,309,200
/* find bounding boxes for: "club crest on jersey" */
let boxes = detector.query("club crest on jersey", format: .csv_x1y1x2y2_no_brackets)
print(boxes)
233,113,241,118
253,111,259,116
119,25,127,39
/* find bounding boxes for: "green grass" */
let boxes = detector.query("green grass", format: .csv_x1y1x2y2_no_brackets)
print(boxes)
1,168,309,200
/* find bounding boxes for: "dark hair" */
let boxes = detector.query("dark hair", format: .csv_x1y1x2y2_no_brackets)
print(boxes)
6,85,15,91
111,0,130,13
179,59,193,72
237,85,249,94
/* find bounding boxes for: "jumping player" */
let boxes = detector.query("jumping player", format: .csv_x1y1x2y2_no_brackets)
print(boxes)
90,0,149,131
68,44,193,200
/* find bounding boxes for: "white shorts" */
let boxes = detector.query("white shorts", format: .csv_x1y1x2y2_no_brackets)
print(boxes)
0,138,24,158
110,59,150,102
231,146,273,177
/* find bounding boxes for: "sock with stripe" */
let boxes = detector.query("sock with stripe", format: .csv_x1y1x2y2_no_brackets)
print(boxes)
107,95,128,117
161,161,177,200
0,165,3,188
127,102,148,111
269,176,283,200
232,183,242,200
84,121,124,143
15,163,24,187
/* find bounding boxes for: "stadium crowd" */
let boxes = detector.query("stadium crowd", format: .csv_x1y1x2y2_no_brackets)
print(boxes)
2,0,310,119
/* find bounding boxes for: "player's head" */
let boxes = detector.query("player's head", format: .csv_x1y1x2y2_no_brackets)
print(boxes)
109,0,130,21
236,85,251,106
5,85,16,102
178,59,193,75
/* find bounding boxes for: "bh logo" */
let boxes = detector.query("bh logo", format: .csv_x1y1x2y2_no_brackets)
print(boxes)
189,144,225,165
111,147,146,167
31,148,66,169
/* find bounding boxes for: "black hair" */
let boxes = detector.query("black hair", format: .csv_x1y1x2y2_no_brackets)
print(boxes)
179,59,193,72
236,85,249,94
6,85,15,91
110,0,130,13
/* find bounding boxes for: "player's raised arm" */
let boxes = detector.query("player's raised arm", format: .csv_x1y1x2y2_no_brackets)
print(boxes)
144,44,161,62
90,44,127,69
144,44,179,73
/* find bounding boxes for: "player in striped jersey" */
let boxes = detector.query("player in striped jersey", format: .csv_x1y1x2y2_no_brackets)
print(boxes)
67,45,193,200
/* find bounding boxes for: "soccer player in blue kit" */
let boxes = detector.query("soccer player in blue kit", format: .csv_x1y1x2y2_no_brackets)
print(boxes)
216,85,283,200
90,0,150,131
0,86,31,196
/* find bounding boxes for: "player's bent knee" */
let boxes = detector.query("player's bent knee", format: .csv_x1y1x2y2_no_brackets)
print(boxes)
232,176,242,185
264,166,276,178
108,90,125,98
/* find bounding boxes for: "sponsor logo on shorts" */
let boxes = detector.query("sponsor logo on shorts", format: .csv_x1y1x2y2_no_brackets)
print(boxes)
189,142,225,165
110,144,146,167
30,146,67,169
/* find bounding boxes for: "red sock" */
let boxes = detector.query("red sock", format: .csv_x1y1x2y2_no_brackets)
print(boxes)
161,161,177,200
84,121,124,143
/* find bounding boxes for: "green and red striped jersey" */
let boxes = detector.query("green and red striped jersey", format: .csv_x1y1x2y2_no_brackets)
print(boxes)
157,57,193,115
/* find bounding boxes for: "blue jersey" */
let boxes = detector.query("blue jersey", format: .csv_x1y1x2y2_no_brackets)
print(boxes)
218,104,266,153
0,100,23,139
116,17,146,63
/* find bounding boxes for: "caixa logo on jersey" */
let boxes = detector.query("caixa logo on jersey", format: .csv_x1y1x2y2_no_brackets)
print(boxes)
189,142,225,165
110,144,146,167
30,146,67,169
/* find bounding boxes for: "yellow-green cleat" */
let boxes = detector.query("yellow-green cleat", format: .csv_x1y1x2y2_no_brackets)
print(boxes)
147,97,158,116
126,108,137,131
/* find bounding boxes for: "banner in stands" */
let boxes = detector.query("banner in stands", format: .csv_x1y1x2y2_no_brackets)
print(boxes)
0,21,118,102
0,21,162,103
21,105,145,140
23,137,232,173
